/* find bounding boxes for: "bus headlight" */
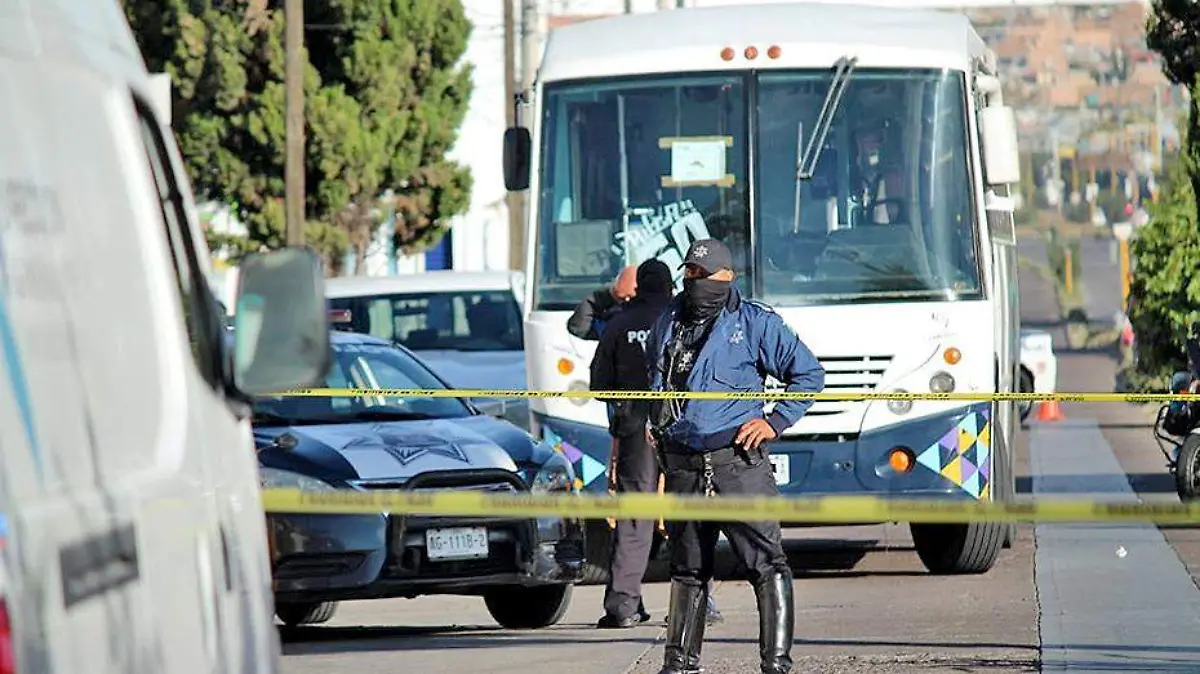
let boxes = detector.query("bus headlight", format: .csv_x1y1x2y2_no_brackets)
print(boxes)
567,380,590,406
531,453,575,493
886,389,913,415
929,371,956,394
259,467,336,492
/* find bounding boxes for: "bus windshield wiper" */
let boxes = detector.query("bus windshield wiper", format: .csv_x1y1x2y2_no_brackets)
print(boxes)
793,55,858,233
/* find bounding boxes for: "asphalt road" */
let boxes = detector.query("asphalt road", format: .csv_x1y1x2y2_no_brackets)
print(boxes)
279,239,1200,674
1077,235,1124,323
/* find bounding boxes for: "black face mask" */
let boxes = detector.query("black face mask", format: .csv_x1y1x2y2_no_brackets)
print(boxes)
682,277,730,319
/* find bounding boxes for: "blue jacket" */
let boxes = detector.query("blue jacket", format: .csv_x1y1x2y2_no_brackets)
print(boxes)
645,287,826,452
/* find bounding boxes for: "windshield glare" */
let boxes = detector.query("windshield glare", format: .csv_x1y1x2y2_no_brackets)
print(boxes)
534,68,982,310
252,341,472,425
328,290,523,351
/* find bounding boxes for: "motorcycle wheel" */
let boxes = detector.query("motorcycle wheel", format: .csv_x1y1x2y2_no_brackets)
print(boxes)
1174,434,1200,502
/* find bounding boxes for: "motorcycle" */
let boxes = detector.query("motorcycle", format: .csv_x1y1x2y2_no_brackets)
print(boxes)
1153,321,1200,501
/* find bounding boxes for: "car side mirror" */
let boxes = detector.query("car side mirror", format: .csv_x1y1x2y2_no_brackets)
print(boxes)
503,126,531,191
979,104,1021,186
231,247,332,396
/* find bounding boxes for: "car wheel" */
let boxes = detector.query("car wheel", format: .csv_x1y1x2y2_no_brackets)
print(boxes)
484,584,573,629
276,601,338,626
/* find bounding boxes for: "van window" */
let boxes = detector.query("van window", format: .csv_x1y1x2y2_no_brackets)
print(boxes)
133,98,219,387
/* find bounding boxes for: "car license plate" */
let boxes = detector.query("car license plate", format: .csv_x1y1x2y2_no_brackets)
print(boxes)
425,527,489,561
769,454,790,486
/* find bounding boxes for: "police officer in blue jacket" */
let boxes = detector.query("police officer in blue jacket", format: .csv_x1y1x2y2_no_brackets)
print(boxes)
646,238,825,674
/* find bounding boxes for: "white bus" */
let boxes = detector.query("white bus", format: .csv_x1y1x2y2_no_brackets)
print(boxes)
503,1,1022,575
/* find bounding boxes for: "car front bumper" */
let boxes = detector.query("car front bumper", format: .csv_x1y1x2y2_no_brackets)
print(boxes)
266,506,584,604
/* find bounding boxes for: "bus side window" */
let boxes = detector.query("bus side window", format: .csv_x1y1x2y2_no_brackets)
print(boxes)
133,96,221,389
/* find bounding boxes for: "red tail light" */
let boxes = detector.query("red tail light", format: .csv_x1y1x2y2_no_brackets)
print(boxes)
0,596,14,674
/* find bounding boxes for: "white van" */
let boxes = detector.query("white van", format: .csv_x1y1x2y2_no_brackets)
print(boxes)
0,3,331,674
325,271,530,428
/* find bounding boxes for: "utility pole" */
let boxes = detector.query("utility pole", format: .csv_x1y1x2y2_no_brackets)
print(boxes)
624,0,633,13
507,0,540,272
504,0,521,271
284,0,305,247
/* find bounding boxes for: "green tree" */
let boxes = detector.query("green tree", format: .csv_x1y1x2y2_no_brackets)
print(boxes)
1127,153,1200,388
123,0,474,273
1146,0,1200,199
1123,1,1200,388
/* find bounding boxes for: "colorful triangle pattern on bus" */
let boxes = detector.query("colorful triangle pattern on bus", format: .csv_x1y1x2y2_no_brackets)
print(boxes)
914,408,991,500
542,426,606,491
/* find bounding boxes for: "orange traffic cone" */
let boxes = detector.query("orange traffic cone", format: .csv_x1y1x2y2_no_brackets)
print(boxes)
1036,399,1065,422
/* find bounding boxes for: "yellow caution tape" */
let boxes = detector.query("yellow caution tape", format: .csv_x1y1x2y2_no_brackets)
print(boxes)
260,488,1200,525
263,387,1194,404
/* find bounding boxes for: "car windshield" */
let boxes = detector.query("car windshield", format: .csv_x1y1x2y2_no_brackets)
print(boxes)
328,290,523,351
251,340,473,425
533,67,981,310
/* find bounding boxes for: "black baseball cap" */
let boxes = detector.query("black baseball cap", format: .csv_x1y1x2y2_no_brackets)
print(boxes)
679,238,733,276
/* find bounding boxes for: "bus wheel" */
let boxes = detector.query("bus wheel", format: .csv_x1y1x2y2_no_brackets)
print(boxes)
994,431,1016,549
911,522,1003,574
582,519,612,584
912,424,1009,573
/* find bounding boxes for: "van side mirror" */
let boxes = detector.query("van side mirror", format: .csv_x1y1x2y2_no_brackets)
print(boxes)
503,127,532,191
978,105,1021,186
231,247,332,396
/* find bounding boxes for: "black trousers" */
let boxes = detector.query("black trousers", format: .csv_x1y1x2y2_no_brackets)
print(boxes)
602,429,659,619
659,444,791,588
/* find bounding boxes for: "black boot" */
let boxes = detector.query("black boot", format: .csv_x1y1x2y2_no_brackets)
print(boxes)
754,571,794,674
656,580,708,674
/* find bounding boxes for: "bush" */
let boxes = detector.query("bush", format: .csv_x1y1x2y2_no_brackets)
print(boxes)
1127,154,1200,389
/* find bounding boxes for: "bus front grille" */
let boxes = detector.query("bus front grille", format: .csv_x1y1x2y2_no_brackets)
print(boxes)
766,355,893,416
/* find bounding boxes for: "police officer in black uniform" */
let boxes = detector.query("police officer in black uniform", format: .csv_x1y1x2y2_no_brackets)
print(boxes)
645,239,826,674
590,259,674,628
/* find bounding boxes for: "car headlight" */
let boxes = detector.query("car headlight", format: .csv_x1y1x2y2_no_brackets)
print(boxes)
259,467,336,492
531,453,576,493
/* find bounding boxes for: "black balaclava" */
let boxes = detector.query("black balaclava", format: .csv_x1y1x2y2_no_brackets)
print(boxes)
682,277,730,320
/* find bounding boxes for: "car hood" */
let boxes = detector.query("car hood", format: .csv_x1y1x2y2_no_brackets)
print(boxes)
255,415,542,484
414,350,527,390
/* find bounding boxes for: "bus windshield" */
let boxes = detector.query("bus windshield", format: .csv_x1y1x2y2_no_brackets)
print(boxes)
533,68,982,311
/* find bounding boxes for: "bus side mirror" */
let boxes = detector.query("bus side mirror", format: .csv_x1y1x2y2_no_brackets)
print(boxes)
979,105,1021,186
504,126,532,191
231,247,332,396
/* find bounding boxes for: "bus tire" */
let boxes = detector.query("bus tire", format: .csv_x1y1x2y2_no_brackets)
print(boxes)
910,521,1004,574
911,418,1008,573
994,430,1016,549
485,584,573,629
582,519,612,584
582,517,670,584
